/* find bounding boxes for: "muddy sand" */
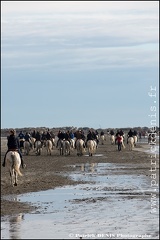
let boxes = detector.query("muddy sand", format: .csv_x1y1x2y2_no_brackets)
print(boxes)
1,137,159,217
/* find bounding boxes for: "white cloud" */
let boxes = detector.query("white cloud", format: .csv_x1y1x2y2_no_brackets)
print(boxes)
1,1,158,71
1,1,158,15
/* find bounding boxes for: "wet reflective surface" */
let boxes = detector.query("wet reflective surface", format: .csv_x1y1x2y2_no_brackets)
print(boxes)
1,162,159,239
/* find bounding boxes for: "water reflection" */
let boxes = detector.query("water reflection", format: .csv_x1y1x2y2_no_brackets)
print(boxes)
1,162,159,239
80,163,98,173
9,213,24,239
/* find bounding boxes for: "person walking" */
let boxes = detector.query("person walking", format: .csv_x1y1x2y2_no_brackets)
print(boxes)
116,134,123,151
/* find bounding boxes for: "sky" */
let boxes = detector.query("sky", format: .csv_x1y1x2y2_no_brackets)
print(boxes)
1,1,159,130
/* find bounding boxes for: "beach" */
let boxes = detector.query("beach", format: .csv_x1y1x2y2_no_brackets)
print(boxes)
1,135,159,216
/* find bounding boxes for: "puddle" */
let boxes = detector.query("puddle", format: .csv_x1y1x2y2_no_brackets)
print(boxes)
1,163,159,239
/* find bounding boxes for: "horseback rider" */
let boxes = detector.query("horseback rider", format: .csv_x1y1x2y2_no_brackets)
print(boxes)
34,131,42,148
41,131,47,147
18,130,25,150
50,131,56,147
133,130,138,136
69,130,74,140
24,132,32,148
110,129,114,136
86,129,94,140
100,130,104,136
56,130,65,148
127,129,134,144
95,130,99,146
64,130,71,144
31,130,36,139
86,129,96,147
2,129,26,168
46,129,55,148
74,129,86,148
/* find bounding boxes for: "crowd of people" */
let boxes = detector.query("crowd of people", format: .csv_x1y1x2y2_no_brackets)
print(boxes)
2,127,155,168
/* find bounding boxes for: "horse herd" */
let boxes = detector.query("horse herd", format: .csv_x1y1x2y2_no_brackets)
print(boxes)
4,134,138,187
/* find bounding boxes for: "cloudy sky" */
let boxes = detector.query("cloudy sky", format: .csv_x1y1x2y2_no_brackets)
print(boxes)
1,1,159,129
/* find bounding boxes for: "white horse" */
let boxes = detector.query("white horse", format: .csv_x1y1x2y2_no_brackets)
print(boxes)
30,137,36,150
63,140,71,156
100,135,106,145
6,151,23,186
133,135,138,146
76,139,86,156
121,137,126,149
128,137,134,150
110,135,115,145
57,139,64,155
51,138,55,148
46,140,53,155
87,140,97,156
70,138,75,150
35,141,42,155
23,141,31,155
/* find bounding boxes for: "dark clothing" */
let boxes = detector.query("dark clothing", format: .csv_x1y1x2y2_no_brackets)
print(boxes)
110,130,114,135
87,132,94,141
18,132,25,140
117,142,122,151
115,131,120,137
57,132,65,140
69,132,74,139
119,130,124,136
35,132,42,141
128,130,134,138
64,132,70,141
8,135,20,149
42,133,47,141
24,134,31,142
74,131,86,148
95,131,99,135
31,131,36,138
86,131,98,146
56,132,65,147
133,130,137,136
34,132,42,148
74,131,83,140
24,133,32,147
100,131,104,136
127,130,134,144
92,132,97,140
46,132,52,140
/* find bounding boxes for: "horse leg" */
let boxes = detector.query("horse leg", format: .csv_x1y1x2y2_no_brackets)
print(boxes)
10,169,15,187
10,171,13,186
60,147,63,155
122,142,125,149
14,170,18,186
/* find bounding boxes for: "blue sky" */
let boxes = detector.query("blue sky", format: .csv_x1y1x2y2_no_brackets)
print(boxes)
1,1,159,129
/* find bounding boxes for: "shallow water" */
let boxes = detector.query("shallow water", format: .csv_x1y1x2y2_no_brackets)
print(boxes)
1,162,159,239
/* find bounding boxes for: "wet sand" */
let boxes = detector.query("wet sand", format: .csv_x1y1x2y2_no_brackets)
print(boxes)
1,136,159,217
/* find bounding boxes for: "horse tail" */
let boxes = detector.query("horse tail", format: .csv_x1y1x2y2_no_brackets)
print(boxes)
11,153,23,176
15,165,23,176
